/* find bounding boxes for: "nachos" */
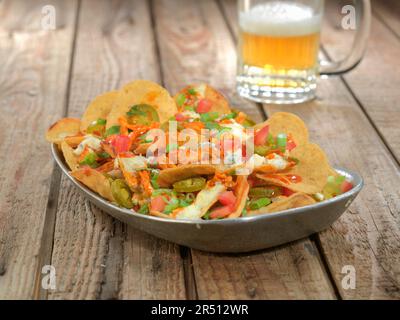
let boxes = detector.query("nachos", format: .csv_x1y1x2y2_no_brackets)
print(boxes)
46,80,353,220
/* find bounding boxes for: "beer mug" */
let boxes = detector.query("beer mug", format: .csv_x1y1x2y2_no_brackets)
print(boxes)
237,0,371,104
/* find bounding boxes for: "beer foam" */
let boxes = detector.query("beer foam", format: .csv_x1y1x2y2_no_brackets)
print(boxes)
239,1,321,36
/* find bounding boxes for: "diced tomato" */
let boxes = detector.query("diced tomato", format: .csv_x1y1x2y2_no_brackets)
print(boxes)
210,205,234,219
111,135,131,154
241,144,247,158
150,196,166,212
247,176,256,187
196,98,212,113
254,125,269,146
282,187,295,197
340,180,353,193
286,140,297,151
175,113,187,121
218,191,237,207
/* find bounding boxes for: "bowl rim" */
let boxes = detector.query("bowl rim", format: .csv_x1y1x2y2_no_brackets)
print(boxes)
51,143,364,226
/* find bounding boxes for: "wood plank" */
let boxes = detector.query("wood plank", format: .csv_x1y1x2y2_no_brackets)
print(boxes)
263,96,400,299
0,0,78,299
48,0,185,300
154,0,336,299
222,0,400,299
372,0,400,37
322,0,400,162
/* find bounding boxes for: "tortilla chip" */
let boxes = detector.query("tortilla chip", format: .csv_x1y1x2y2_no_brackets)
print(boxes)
248,192,316,215
256,143,333,194
157,164,216,187
175,183,226,219
150,211,173,219
106,80,177,129
71,167,114,202
61,141,79,171
175,83,231,115
254,112,309,147
80,91,118,132
46,118,81,144
64,135,85,147
228,175,250,218
134,142,152,155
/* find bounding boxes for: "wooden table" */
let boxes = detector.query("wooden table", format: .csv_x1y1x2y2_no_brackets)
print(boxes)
0,0,399,300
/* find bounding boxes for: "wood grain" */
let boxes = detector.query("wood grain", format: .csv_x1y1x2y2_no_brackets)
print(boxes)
372,0,400,37
154,0,336,299
322,0,400,162
0,0,78,299
48,0,185,300
222,0,400,299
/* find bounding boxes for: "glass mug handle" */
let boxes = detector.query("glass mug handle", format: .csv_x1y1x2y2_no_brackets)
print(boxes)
319,0,371,76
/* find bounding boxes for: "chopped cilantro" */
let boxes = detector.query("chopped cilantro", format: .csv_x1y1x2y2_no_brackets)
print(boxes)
105,125,120,137
249,198,271,210
176,93,186,107
221,112,237,120
98,152,110,159
164,197,180,214
200,112,219,122
184,106,195,112
150,171,160,189
202,211,211,220
187,88,197,95
127,105,147,116
138,203,149,215
79,152,98,167
97,118,107,125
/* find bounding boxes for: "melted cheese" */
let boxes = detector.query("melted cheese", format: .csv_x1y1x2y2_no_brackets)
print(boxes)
176,184,226,220
118,156,148,172
73,135,102,156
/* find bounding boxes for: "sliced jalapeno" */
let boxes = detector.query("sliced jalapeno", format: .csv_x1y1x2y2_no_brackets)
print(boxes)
111,179,134,209
173,177,206,193
126,104,160,125
87,119,106,136
254,145,270,156
248,187,281,199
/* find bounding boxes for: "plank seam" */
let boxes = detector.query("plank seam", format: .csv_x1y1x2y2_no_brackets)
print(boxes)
215,0,267,118
217,0,343,297
32,0,82,300
321,46,400,169
180,247,199,300
149,0,165,88
149,0,198,299
310,234,343,299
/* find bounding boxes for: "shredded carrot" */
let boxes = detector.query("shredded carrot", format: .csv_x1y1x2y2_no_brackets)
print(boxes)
124,172,138,189
118,117,129,135
219,119,232,125
96,161,114,173
77,146,90,163
235,112,247,124
208,171,236,188
183,121,205,132
138,170,152,196
158,163,177,169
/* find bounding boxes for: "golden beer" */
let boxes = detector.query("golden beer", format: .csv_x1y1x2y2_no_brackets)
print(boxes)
241,31,320,70
237,1,322,103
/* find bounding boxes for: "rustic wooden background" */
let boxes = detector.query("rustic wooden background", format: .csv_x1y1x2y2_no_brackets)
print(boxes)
0,0,399,300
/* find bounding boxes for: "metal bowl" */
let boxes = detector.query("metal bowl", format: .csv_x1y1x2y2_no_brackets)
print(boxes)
52,144,363,253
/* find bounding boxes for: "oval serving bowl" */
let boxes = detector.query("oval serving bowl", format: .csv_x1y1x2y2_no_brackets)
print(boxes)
52,144,363,253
